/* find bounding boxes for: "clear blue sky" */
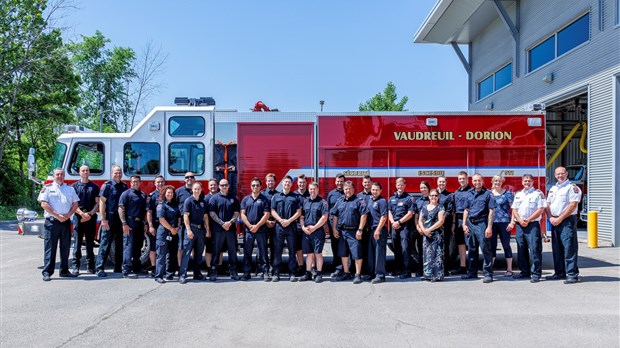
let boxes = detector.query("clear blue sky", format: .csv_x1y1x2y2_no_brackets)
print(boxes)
61,0,468,112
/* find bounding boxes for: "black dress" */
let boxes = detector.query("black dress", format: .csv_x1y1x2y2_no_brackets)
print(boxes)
421,204,444,281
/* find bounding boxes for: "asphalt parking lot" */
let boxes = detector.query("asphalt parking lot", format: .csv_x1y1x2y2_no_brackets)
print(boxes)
1,221,618,348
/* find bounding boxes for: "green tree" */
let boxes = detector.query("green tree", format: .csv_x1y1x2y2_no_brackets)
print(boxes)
70,31,136,132
0,0,80,205
359,81,409,111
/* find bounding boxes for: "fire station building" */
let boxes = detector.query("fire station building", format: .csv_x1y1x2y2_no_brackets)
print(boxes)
414,0,620,245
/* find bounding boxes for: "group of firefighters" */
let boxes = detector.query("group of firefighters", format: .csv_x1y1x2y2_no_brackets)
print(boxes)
39,164,582,285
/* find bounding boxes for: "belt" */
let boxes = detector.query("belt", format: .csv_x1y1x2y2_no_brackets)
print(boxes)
469,217,487,224
190,223,204,229
338,225,358,230
45,216,68,222
128,217,142,222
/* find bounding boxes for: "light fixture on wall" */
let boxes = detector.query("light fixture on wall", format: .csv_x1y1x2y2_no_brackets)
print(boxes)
542,73,554,83
485,103,494,110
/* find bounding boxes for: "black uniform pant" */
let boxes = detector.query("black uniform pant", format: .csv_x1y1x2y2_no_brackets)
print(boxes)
122,220,144,274
391,225,412,274
244,230,268,274
368,228,388,278
42,218,71,276
273,224,296,275
515,222,542,277
155,226,173,279
72,215,96,270
411,228,424,275
442,216,454,270
328,220,343,271
264,225,275,271
212,229,238,272
167,233,179,276
180,225,206,278
96,212,123,272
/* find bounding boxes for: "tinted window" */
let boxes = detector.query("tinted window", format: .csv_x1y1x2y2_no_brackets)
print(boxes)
528,36,555,72
478,76,494,100
169,116,205,137
557,13,589,56
495,64,512,90
68,143,104,175
49,142,67,174
124,142,160,175
169,142,205,175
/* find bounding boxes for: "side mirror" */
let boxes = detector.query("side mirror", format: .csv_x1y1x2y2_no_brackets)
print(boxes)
27,148,36,174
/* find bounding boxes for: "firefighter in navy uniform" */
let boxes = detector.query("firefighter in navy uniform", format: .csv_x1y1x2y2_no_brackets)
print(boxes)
208,179,241,281
436,176,454,276
71,165,100,275
388,177,416,279
146,176,165,277
331,181,368,284
357,175,373,278
203,178,219,275
179,182,210,284
545,166,582,284
154,185,181,284
261,173,279,275
96,165,128,277
270,175,302,282
240,177,271,281
118,175,147,279
293,174,310,276
39,168,79,281
299,182,329,282
172,172,196,278
462,173,496,283
451,171,472,275
326,173,346,278
367,182,389,284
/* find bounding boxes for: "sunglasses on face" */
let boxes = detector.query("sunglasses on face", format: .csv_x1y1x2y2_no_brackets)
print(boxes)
429,194,439,197
251,184,260,187
185,176,195,179
220,184,229,187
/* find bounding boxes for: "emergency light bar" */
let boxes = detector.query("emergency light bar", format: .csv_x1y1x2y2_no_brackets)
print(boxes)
174,97,216,106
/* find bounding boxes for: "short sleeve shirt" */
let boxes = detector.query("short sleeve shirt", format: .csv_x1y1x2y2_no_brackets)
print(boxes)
388,191,416,220
241,193,271,228
38,182,79,218
100,180,128,212
512,187,546,221
546,180,582,216
493,190,514,223
302,195,328,226
71,181,99,212
464,187,496,219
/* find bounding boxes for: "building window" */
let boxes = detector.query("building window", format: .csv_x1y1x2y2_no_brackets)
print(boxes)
68,142,104,175
123,142,160,175
478,63,512,100
169,116,205,137
528,12,590,72
169,142,205,175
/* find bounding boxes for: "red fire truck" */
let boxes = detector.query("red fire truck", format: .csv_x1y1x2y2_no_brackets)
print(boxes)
21,101,546,265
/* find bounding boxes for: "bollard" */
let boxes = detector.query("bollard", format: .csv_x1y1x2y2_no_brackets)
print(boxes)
587,211,598,248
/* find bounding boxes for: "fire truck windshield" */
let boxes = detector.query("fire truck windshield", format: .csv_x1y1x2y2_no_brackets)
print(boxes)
49,142,67,174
